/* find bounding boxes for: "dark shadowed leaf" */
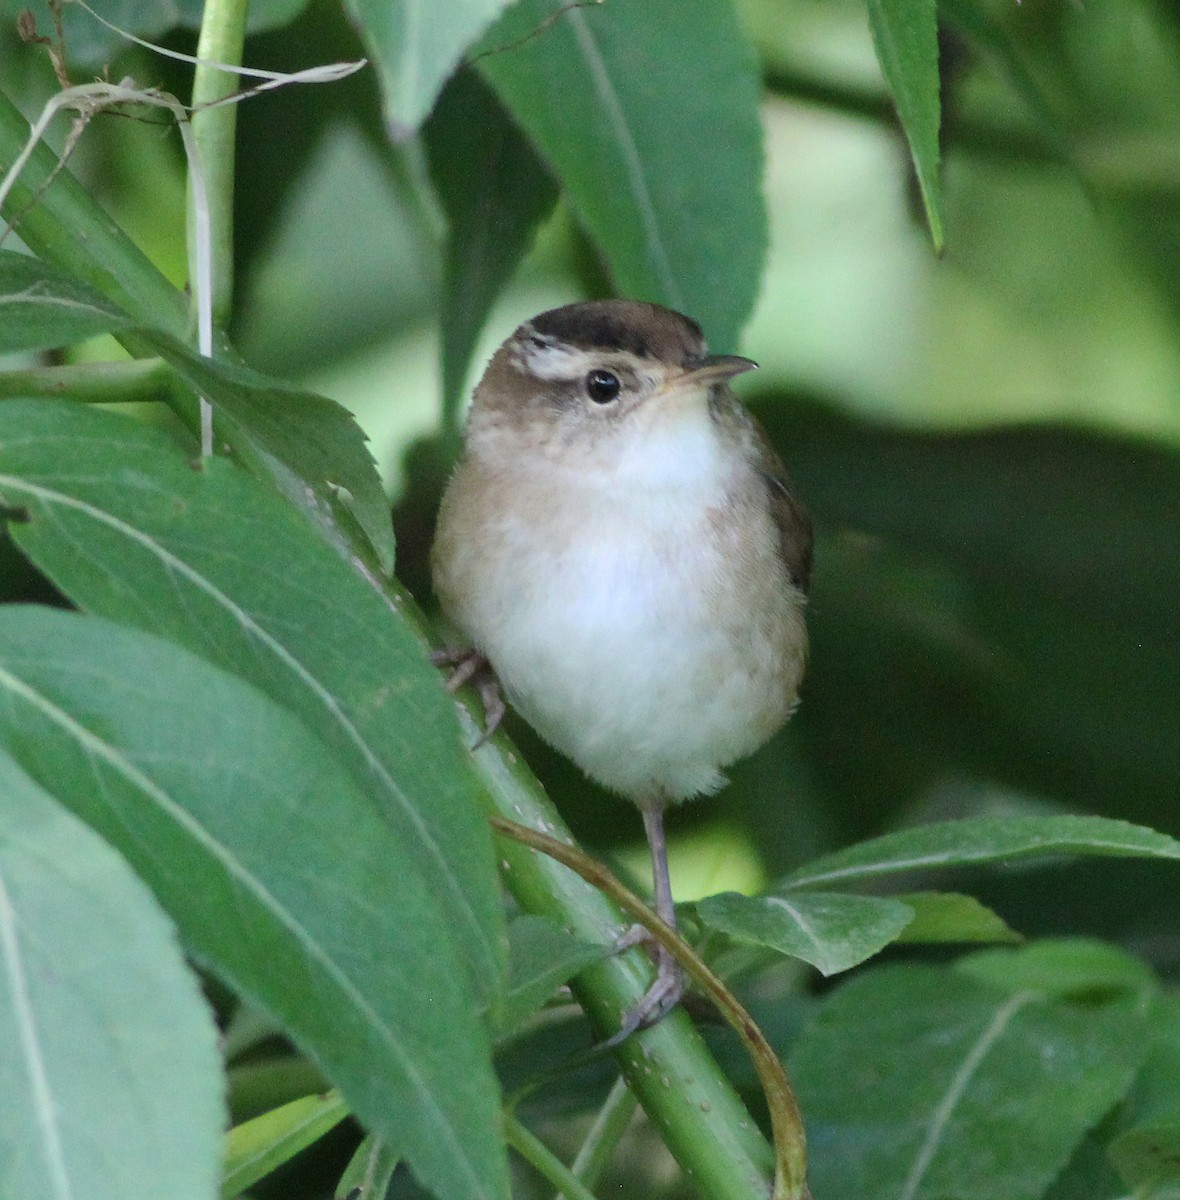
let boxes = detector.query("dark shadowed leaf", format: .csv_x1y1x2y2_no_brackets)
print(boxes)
344,0,513,133
0,399,504,1001
498,915,610,1034
0,751,224,1200
477,0,766,350
0,606,508,1200
865,0,943,248
425,69,559,427
938,0,1075,173
792,951,1154,1200
755,402,1180,822
695,890,913,976
1106,994,1180,1197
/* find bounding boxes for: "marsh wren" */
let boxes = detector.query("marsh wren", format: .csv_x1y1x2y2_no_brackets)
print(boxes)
432,300,812,1035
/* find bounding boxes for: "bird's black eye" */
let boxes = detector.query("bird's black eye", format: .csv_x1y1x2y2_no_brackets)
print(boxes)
585,369,621,404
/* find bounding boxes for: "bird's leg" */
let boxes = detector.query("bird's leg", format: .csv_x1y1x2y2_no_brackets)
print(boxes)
606,802,686,1046
429,647,506,747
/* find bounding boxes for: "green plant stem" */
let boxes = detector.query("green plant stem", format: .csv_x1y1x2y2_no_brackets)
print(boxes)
189,0,250,329
0,84,782,1200
456,691,777,1200
492,817,808,1200
0,358,171,403
504,1111,603,1200
559,1075,637,1200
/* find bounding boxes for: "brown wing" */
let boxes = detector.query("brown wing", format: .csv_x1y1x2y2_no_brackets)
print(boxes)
719,397,813,593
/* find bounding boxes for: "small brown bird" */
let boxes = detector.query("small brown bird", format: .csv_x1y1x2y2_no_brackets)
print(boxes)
432,300,812,1035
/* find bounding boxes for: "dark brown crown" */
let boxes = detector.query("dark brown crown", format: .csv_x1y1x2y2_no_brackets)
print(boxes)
525,300,707,368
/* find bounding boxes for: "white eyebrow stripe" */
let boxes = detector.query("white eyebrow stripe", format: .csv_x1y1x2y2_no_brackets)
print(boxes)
514,341,599,380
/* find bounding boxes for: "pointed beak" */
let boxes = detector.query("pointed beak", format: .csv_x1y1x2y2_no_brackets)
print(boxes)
660,354,759,394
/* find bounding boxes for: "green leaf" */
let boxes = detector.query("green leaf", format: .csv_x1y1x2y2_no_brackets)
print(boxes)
425,69,559,429
1110,1120,1180,1199
0,606,508,1200
0,249,134,352
343,0,513,134
0,399,504,1003
864,0,943,250
1105,996,1180,1196
895,891,1022,944
499,915,611,1034
222,1092,350,1198
958,938,1158,999
786,815,1180,889
0,750,224,1200
791,960,1154,1200
695,890,914,976
754,402,1180,813
137,330,397,576
0,251,396,575
477,0,767,350
938,0,1076,171
336,1134,401,1200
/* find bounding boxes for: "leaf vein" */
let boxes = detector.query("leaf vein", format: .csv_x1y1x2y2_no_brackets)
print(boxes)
0,474,488,968
567,9,682,306
0,868,75,1200
0,664,481,1191
897,989,1035,1200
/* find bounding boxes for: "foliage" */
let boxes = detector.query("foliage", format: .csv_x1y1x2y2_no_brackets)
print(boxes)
1,1,1179,1200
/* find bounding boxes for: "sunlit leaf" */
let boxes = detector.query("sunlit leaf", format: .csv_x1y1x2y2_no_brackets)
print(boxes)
0,751,223,1200
1110,1119,1180,1199
477,0,767,350
895,891,1021,944
0,606,508,1200
0,251,396,575
221,1092,349,1198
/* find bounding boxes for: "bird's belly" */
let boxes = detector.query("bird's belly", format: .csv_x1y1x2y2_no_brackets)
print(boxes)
468,507,802,801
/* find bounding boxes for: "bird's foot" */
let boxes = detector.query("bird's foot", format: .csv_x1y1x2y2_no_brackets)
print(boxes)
601,941,685,1048
430,647,506,747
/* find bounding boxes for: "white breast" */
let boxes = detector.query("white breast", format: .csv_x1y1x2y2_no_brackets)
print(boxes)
448,407,804,802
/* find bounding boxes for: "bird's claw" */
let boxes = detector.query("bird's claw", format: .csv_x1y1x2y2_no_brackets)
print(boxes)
600,942,685,1049
430,647,506,746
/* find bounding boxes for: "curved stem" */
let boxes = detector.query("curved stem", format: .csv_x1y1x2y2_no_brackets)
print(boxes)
491,816,810,1200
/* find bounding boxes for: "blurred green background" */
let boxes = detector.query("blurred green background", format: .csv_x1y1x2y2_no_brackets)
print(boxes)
2,0,1178,976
